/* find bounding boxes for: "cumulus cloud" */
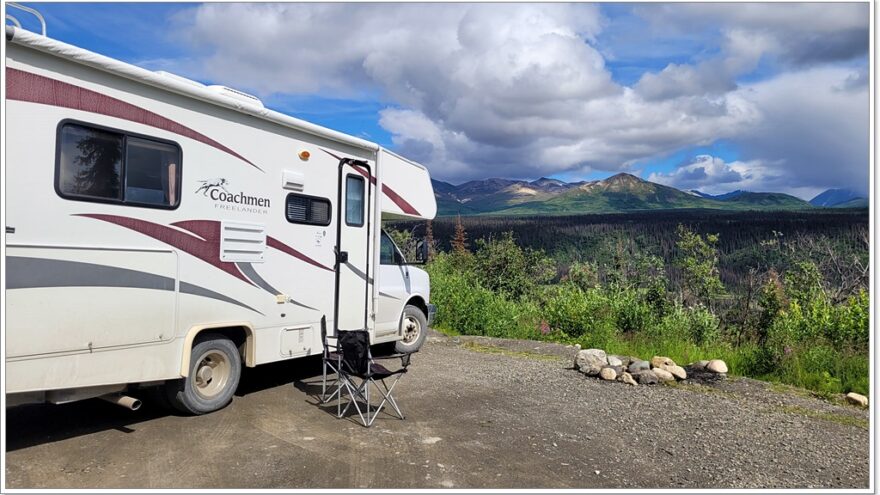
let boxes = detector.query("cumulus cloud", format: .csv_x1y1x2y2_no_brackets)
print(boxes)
734,66,869,196
168,3,868,192
635,3,868,68
648,64,869,198
649,155,773,194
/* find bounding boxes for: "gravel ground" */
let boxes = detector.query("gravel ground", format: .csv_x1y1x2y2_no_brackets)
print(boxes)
4,331,870,489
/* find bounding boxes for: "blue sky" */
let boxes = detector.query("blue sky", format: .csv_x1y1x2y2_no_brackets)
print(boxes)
9,3,869,198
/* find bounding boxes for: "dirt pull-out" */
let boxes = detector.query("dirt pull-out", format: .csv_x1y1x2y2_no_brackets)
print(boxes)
5,332,869,489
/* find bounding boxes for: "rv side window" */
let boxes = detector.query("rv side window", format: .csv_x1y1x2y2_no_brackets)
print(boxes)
345,175,365,227
57,125,124,201
125,137,180,206
285,193,332,226
57,122,181,208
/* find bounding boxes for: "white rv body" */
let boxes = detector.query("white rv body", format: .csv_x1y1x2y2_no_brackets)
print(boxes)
4,26,437,408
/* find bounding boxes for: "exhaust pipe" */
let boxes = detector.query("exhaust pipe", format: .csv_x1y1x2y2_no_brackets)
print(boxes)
99,394,142,411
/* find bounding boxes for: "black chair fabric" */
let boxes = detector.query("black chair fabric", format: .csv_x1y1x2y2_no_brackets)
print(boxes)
338,330,371,376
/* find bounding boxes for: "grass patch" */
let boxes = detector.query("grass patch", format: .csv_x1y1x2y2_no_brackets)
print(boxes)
460,341,561,362
775,405,868,430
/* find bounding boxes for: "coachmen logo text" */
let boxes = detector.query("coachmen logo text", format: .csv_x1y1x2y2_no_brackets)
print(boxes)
196,178,270,215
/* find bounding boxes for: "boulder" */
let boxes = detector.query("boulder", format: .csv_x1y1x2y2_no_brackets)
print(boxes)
652,367,675,381
690,360,710,371
631,370,658,385
845,392,868,408
599,367,618,381
575,349,607,376
620,372,638,386
651,356,676,368
607,355,624,367
706,359,728,374
664,365,687,380
628,360,650,373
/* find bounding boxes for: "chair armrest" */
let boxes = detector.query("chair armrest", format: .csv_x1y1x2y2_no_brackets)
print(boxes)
373,350,417,368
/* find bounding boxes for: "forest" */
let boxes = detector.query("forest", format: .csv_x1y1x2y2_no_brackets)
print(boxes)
388,209,869,397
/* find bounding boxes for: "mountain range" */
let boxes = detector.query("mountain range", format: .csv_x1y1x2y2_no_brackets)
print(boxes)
431,173,866,216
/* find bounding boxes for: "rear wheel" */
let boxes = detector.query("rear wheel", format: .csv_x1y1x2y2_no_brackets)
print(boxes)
166,334,241,415
395,305,428,353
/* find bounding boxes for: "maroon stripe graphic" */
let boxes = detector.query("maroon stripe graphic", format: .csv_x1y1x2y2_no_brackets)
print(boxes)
76,214,255,285
7,68,262,172
319,149,421,216
350,164,421,216
267,236,334,272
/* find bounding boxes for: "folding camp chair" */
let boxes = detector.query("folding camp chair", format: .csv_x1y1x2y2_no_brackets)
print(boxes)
335,329,415,427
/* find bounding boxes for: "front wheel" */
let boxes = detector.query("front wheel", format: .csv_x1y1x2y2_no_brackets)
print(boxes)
395,305,428,354
165,334,242,415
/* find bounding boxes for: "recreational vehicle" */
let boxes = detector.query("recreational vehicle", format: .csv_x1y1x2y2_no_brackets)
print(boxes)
4,16,437,414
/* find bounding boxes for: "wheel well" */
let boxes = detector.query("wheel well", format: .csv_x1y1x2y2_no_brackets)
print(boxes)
181,323,255,376
196,327,247,352
406,295,428,317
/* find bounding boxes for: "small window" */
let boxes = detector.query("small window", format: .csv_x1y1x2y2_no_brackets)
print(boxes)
57,122,180,208
345,175,365,227
286,193,332,226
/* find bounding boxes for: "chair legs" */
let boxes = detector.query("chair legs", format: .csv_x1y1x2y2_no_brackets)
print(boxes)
337,374,405,427
321,359,342,404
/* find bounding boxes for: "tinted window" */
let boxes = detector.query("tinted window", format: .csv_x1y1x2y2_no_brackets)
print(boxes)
286,194,332,226
57,122,180,208
125,136,180,206
58,124,123,200
345,175,365,226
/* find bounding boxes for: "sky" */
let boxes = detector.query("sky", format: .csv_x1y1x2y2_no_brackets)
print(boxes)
9,2,870,199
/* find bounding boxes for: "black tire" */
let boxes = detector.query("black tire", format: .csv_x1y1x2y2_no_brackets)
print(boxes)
395,305,428,354
165,334,242,415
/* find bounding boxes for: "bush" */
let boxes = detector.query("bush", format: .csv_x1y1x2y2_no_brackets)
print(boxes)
426,252,539,339
542,284,617,347
472,232,555,300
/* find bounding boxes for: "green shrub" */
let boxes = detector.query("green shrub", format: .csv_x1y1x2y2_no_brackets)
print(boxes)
542,284,617,347
608,288,657,334
426,252,539,339
472,232,555,300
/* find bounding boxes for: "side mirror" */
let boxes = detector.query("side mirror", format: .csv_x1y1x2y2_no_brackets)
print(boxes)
414,240,428,264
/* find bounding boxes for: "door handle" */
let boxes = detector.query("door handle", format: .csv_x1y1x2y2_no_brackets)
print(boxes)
336,250,349,264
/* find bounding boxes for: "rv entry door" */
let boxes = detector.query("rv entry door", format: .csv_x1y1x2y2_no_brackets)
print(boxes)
334,159,373,333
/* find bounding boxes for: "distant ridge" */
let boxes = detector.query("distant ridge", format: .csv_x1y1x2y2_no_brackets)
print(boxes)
810,188,867,208
433,173,812,216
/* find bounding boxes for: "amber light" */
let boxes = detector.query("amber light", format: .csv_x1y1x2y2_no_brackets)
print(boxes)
298,150,311,160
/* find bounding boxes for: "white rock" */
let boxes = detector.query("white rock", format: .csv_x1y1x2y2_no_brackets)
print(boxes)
607,355,623,367
706,359,728,374
620,372,638,386
662,364,687,380
599,367,617,381
651,356,676,368
575,349,607,376
652,367,675,381
846,392,868,408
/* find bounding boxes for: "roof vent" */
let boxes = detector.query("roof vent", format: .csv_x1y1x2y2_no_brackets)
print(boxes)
154,70,206,89
207,85,264,109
